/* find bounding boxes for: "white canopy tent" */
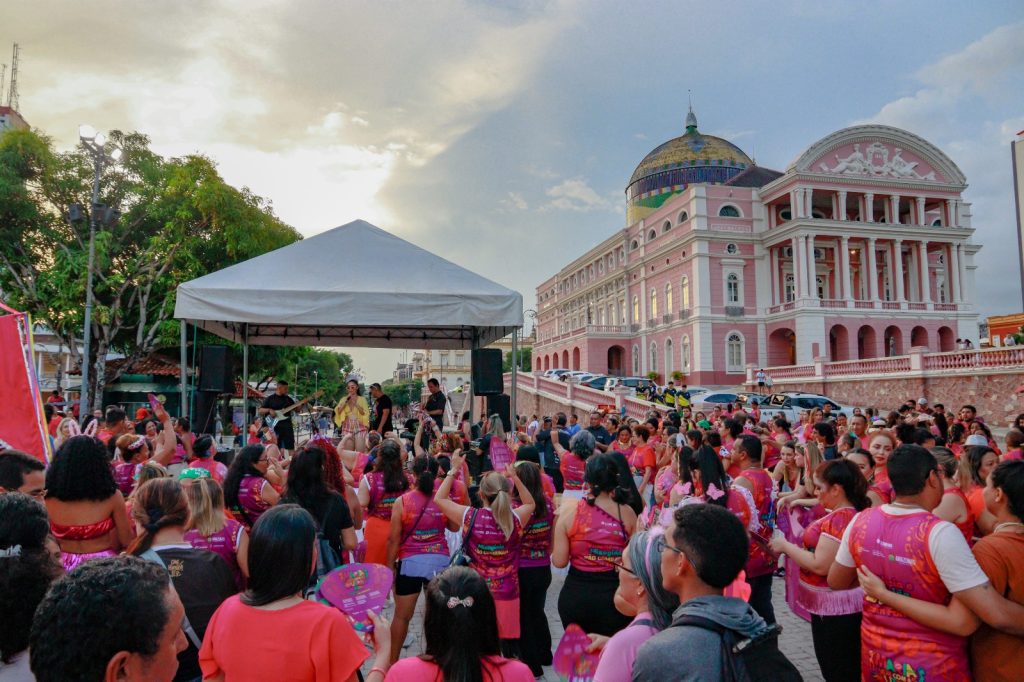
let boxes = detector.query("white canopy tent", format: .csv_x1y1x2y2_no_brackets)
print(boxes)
174,219,523,424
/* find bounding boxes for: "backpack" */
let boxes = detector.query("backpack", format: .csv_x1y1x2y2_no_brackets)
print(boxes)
305,529,342,597
673,614,802,682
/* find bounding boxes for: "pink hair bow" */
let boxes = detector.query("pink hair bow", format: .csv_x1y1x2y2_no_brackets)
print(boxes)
706,482,725,501
446,596,474,609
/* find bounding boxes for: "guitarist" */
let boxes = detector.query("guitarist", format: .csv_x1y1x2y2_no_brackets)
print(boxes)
259,380,296,455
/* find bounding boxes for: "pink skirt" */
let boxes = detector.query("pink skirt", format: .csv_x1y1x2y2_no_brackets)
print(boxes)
494,597,521,639
62,549,117,573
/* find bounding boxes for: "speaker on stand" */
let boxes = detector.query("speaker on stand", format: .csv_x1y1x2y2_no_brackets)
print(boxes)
471,348,503,396
199,345,236,394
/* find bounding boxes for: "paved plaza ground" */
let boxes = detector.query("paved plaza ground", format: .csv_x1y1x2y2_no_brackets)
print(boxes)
364,572,823,681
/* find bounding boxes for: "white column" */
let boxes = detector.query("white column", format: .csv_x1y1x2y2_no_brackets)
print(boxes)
837,191,847,221
948,243,961,303
769,247,778,305
919,241,932,303
916,197,926,226
883,243,894,301
865,193,875,223
792,236,804,298
805,235,816,298
893,239,905,302
790,190,799,219
946,199,956,227
830,194,837,220
867,238,879,300
805,188,814,218
841,236,853,301
890,195,901,225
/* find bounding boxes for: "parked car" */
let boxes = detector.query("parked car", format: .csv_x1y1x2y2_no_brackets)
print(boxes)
757,392,857,422
604,376,656,395
582,375,611,390
542,368,572,379
690,391,741,413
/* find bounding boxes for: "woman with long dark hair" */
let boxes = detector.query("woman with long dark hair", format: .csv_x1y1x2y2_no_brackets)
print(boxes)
223,444,280,529
383,567,532,681
386,456,456,663
553,452,637,636
932,447,976,545
358,439,410,565
770,459,869,681
128,478,237,682
45,435,133,571
0,493,63,678
200,505,390,681
436,455,535,654
964,445,1000,522
513,461,554,676
283,446,357,562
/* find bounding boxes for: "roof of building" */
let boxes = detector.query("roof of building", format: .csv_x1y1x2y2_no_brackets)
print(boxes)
723,165,784,188
69,353,194,379
628,109,753,188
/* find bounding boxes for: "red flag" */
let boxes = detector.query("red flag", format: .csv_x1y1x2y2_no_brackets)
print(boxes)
0,306,52,462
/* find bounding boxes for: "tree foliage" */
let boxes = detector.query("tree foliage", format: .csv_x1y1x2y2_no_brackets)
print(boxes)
382,379,424,408
0,128,301,412
502,347,532,373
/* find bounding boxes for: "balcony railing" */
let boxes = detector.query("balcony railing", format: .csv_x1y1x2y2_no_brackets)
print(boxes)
678,309,691,320
907,302,928,311
881,301,901,310
820,299,848,309
663,313,674,324
725,306,745,317
647,319,658,329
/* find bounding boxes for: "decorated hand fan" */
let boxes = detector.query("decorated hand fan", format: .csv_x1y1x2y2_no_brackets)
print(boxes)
553,623,601,681
316,563,393,632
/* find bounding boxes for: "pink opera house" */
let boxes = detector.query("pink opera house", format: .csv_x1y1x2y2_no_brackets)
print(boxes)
533,109,979,385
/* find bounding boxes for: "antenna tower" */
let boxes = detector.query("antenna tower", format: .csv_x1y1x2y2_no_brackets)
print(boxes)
7,43,19,110
0,64,6,106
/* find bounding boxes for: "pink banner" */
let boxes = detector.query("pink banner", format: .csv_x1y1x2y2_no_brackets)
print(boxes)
0,310,51,462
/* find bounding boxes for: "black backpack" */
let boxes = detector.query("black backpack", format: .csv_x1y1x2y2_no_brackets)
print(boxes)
674,614,802,682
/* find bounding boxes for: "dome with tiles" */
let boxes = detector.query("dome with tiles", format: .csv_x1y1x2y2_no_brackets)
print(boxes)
626,109,753,225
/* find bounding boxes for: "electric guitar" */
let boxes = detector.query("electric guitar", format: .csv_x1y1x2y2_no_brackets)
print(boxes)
263,390,324,429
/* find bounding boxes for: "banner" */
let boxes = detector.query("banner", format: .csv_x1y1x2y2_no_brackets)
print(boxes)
0,307,52,462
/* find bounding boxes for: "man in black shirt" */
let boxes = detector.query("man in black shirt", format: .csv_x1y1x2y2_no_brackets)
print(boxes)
422,378,447,427
585,410,613,452
534,415,569,492
369,383,393,435
259,381,296,453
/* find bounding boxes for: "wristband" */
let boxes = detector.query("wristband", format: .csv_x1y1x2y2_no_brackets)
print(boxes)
369,666,388,678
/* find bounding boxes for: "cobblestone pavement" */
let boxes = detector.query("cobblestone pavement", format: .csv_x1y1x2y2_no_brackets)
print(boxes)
366,573,824,680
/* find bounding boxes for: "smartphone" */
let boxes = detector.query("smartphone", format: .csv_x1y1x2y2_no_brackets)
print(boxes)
148,393,160,411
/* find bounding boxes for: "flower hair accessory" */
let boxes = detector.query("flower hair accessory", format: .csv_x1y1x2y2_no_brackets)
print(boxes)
446,596,474,609
0,545,22,558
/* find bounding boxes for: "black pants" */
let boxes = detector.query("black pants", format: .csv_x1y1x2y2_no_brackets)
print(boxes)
545,468,564,493
811,612,861,682
518,565,552,675
558,568,631,636
745,573,776,625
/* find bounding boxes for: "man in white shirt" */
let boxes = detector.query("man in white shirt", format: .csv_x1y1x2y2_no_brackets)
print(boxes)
829,445,1024,679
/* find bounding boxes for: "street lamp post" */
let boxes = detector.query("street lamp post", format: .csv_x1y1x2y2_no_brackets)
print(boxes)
76,125,121,421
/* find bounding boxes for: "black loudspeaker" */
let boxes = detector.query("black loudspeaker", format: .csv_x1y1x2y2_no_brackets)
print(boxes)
192,391,220,435
199,345,235,394
486,394,511,433
472,348,503,396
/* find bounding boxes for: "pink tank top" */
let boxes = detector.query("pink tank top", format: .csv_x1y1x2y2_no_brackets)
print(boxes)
943,487,976,545
185,518,244,588
847,507,970,681
800,507,857,589
398,490,447,559
112,462,136,496
737,468,776,577
568,499,628,573
366,471,407,520
463,508,522,601
517,496,554,568
561,453,586,491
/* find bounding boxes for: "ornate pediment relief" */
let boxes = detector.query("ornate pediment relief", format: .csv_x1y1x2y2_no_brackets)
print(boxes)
818,142,937,181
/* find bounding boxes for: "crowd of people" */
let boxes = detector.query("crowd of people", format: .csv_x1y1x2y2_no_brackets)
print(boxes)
3,384,1024,681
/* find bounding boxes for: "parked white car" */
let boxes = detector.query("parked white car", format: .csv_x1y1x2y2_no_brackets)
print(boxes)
757,392,857,422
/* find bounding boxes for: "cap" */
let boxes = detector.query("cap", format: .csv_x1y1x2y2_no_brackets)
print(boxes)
135,407,150,420
964,434,989,447
917,398,928,405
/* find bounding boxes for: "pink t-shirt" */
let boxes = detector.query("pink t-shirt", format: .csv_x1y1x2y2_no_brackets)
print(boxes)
385,655,533,681
593,612,659,682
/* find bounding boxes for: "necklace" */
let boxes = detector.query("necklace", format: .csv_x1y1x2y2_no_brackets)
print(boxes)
994,521,1024,534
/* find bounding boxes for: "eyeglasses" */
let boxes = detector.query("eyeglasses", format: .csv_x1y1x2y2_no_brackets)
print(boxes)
611,558,636,576
654,535,695,567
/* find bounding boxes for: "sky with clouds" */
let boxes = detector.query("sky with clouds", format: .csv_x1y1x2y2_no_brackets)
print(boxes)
4,1,1023,383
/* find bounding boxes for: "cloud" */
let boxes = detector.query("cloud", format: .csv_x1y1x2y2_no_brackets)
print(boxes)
542,178,614,212
499,191,529,211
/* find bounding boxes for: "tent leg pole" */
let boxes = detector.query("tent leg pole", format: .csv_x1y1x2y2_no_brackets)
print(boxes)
242,324,249,426
510,330,518,436
180,321,188,419
468,334,477,431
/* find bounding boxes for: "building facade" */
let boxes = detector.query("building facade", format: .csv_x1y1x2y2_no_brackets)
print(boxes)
533,111,979,386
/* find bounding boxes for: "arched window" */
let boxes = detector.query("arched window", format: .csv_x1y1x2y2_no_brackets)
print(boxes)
632,345,640,374
665,339,673,375
726,333,744,372
682,335,690,372
632,296,639,323
726,273,740,304
650,343,658,374
681,276,690,310
780,209,792,221
619,300,625,326
678,211,689,223
630,240,639,251
650,290,658,319
816,276,826,300
648,229,657,242
725,243,739,255
719,205,741,218
662,220,672,233
665,283,673,315
932,218,942,227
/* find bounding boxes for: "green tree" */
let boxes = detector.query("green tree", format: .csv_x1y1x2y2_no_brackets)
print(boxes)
383,379,424,409
0,128,300,413
502,347,532,372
